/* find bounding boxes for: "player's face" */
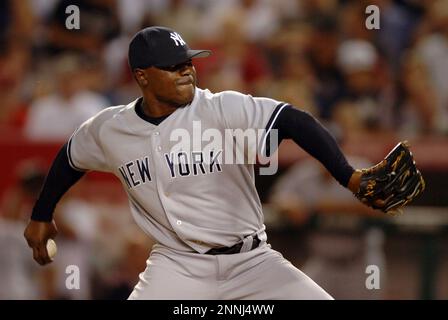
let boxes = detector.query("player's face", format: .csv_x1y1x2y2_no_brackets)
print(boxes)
144,60,197,107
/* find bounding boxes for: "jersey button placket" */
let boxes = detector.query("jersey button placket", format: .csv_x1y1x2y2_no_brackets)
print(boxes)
152,131,162,153
151,130,179,234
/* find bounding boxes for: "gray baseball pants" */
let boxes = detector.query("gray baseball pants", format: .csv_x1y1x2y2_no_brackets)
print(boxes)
128,243,333,300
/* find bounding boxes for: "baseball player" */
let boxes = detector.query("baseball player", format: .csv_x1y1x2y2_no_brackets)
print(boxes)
24,26,424,299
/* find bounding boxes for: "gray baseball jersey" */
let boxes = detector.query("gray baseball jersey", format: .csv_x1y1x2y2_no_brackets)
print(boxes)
67,88,286,253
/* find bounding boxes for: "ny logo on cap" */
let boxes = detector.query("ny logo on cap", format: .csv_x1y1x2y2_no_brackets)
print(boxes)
170,32,186,46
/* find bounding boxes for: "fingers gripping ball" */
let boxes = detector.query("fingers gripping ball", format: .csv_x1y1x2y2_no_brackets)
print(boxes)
354,141,426,214
46,239,57,260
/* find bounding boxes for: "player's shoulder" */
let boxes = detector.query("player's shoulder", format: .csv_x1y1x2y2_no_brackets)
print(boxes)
207,89,249,101
90,104,126,121
82,102,130,129
192,88,236,110
197,88,256,107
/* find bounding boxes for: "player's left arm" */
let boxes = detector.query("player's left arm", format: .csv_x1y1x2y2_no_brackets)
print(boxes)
274,105,355,188
216,92,357,189
274,105,425,213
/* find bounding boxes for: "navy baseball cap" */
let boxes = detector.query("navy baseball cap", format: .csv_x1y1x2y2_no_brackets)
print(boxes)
128,26,211,70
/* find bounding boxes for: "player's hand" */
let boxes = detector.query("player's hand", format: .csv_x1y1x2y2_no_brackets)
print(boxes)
24,220,58,266
351,141,425,214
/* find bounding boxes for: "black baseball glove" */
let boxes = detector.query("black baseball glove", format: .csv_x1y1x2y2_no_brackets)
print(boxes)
354,141,425,214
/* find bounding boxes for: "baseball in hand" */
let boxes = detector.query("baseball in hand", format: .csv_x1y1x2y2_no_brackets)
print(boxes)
46,239,57,260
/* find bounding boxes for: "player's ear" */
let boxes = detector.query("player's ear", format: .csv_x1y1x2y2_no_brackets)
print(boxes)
134,69,148,87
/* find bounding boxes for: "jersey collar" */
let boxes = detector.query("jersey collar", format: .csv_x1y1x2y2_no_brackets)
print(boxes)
134,97,170,125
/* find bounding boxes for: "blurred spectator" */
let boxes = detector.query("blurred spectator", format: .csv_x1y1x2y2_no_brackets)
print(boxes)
412,0,448,134
24,54,107,142
200,0,281,43
117,0,212,38
270,51,317,115
44,183,100,300
306,15,345,120
339,0,376,42
333,39,395,137
398,50,437,136
0,161,47,299
268,155,387,299
266,20,311,75
194,14,272,94
94,228,154,299
372,0,423,73
152,0,202,44
44,0,121,58
0,0,35,43
29,0,59,22
103,40,141,105
116,0,151,35
0,38,31,136
265,21,316,113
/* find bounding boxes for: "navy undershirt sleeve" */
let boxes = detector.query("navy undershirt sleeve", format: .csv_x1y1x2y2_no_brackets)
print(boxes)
31,143,85,222
273,105,354,187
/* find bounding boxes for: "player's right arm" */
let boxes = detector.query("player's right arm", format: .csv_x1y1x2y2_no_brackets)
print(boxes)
24,108,114,265
23,143,86,265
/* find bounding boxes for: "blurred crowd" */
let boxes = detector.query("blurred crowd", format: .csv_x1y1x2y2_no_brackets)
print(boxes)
2,0,448,141
1,0,448,299
0,159,154,299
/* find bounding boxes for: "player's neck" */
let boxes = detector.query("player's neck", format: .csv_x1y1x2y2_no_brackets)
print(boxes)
140,96,179,118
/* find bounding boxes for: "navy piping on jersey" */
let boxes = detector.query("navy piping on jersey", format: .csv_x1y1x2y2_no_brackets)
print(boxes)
263,102,287,138
268,104,354,187
67,135,84,172
259,102,287,156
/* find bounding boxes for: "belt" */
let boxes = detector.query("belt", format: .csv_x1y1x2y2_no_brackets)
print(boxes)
205,235,261,255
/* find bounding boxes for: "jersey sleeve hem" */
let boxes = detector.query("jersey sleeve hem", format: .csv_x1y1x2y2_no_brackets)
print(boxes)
67,134,88,172
259,102,288,156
